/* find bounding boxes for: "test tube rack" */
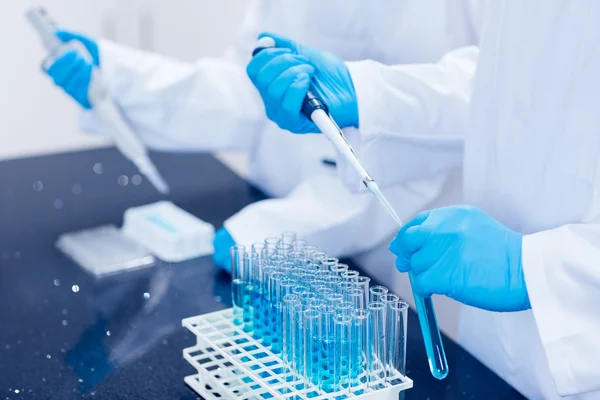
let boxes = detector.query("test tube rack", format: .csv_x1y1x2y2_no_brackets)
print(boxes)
182,309,413,399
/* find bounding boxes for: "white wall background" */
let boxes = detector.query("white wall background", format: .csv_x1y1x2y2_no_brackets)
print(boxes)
0,0,249,161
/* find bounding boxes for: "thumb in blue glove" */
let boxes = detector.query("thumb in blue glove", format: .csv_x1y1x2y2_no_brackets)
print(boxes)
45,30,100,109
246,32,358,134
212,228,236,273
389,206,530,312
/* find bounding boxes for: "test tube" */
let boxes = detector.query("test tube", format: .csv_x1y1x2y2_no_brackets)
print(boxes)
326,293,344,309
316,286,333,301
273,278,295,355
268,272,284,353
388,300,409,382
251,259,266,339
279,261,295,278
348,288,365,310
352,276,371,310
333,314,352,392
281,231,297,245
341,270,360,282
331,263,350,276
321,257,340,271
242,252,258,332
337,281,355,297
326,275,342,292
304,309,320,388
283,294,300,375
367,302,386,389
318,304,336,392
377,293,399,369
311,251,327,265
369,285,389,303
303,245,319,260
275,243,293,258
292,239,309,252
335,301,354,318
292,301,306,375
351,309,368,389
288,251,307,266
260,267,276,347
252,243,266,261
268,254,286,267
264,236,280,252
230,244,246,326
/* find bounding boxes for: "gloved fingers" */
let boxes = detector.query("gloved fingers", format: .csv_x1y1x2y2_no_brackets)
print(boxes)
258,32,298,53
268,64,314,105
46,51,80,84
280,73,314,131
389,210,431,252
247,48,292,81
66,64,93,109
412,268,447,298
409,244,438,276
56,29,83,43
254,53,310,91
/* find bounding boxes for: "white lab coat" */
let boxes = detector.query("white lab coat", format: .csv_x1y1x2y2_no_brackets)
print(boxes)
79,0,484,257
339,1,600,398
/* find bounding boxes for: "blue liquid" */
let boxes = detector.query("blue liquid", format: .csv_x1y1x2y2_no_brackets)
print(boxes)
262,295,272,347
252,289,263,339
319,338,335,393
231,279,244,326
350,326,364,387
270,305,282,354
242,284,254,332
410,274,449,380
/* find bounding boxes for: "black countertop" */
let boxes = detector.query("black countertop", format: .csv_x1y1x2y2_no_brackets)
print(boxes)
0,148,525,399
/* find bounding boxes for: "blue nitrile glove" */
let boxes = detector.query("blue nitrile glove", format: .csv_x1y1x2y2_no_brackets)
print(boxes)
213,228,236,273
389,206,530,312
45,30,100,109
246,32,358,134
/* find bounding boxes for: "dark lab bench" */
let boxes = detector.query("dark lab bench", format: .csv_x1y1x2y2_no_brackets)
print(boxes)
0,148,526,400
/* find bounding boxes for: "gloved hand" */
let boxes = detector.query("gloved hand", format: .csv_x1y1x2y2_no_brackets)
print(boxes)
389,206,530,312
212,228,236,273
45,30,100,109
246,32,358,134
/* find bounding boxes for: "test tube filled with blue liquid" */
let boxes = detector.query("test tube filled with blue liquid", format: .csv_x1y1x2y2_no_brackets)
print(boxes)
230,244,246,326
242,252,258,332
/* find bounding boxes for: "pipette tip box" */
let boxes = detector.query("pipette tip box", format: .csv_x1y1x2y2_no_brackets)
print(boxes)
182,309,413,399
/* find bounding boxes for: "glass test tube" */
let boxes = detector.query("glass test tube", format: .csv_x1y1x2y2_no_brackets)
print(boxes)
337,281,355,297
388,300,409,381
348,288,365,310
268,272,285,353
260,267,276,347
318,304,336,393
333,314,352,392
268,254,286,267
330,263,349,276
336,301,354,318
292,239,308,251
368,302,386,389
304,309,320,388
326,293,343,309
370,285,389,303
321,257,339,271
230,244,246,326
352,276,371,310
252,243,265,260
303,245,319,259
242,252,258,332
377,293,399,369
292,301,306,375
311,252,327,264
283,294,300,375
251,259,267,339
341,270,360,282
276,243,293,258
264,236,280,251
351,309,368,388
326,275,342,292
281,231,297,245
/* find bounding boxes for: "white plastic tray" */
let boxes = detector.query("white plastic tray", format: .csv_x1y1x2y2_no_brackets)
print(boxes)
182,309,413,399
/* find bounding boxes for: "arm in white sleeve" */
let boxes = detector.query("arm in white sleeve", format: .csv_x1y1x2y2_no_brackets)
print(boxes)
522,223,600,397
339,46,479,191
223,172,448,257
80,0,267,152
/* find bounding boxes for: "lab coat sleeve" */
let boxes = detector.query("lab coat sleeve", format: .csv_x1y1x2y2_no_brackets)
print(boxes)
223,172,447,258
522,223,600,397
79,0,266,152
339,46,479,191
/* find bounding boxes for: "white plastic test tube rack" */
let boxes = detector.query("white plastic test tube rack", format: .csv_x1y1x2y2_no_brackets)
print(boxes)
182,309,413,399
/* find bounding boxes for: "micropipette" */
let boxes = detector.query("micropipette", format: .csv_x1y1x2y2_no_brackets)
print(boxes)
253,37,449,380
26,7,170,195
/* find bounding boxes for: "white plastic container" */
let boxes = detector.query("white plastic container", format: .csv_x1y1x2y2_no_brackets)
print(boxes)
182,309,413,399
122,201,215,262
